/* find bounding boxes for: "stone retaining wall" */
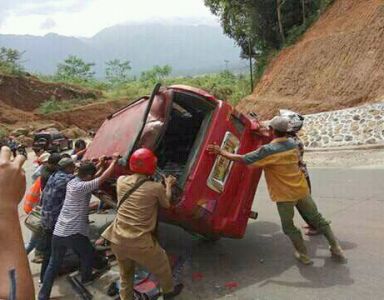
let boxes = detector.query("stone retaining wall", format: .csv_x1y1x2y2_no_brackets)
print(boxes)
300,102,384,148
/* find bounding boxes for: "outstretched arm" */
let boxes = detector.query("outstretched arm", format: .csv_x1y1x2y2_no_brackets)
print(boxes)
207,144,245,163
0,147,34,299
97,153,119,185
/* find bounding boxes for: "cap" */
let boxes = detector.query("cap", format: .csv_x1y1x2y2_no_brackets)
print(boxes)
38,152,51,163
58,157,75,168
268,116,289,133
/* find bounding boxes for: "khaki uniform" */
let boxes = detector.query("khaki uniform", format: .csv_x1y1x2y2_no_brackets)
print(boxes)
102,174,173,300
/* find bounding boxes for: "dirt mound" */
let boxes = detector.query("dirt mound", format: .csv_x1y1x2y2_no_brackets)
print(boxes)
0,74,101,111
0,101,39,126
237,0,384,118
46,98,131,130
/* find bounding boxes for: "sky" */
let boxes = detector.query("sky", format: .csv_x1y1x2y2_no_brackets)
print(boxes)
0,0,219,37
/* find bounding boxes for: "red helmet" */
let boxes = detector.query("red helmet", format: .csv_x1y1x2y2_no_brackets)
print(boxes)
129,148,158,175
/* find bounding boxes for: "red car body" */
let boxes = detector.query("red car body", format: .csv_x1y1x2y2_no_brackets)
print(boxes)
84,84,269,239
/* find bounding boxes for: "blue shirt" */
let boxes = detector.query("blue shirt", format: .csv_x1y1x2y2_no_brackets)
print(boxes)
41,171,74,231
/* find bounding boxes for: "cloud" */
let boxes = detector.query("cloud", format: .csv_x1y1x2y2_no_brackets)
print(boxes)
40,18,56,30
0,0,90,21
15,0,92,16
0,0,218,37
0,0,91,30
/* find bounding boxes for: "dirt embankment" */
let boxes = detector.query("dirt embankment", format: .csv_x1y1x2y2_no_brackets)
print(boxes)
237,0,384,118
0,73,117,133
0,74,101,111
46,98,130,130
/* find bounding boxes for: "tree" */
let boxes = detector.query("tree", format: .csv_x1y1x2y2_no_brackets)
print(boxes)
301,0,306,25
0,47,25,74
140,65,172,84
56,55,95,82
105,59,131,86
276,0,286,44
204,0,334,78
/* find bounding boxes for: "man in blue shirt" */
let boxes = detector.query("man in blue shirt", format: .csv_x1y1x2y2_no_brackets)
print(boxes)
39,157,76,283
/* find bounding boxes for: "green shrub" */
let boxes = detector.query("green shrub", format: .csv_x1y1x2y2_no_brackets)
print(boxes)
38,97,94,114
0,127,8,139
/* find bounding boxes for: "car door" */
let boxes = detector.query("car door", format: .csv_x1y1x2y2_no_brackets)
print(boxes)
84,84,173,168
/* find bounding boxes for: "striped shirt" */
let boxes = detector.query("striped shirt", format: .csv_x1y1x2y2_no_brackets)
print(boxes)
243,137,309,202
54,177,100,237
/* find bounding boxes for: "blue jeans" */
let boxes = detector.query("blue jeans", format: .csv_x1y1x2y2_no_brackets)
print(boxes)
25,231,42,255
39,229,53,282
38,234,94,300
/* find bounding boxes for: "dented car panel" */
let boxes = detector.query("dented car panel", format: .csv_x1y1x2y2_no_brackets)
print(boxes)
84,85,267,239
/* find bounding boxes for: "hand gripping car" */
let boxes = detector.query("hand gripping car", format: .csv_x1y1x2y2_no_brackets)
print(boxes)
84,84,270,240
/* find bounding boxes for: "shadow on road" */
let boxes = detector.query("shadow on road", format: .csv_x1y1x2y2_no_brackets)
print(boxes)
156,220,355,299
260,236,356,290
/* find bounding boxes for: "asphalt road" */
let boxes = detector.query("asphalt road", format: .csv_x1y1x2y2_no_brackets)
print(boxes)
21,158,384,300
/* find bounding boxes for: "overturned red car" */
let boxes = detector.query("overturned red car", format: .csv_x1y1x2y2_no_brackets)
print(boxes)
84,84,269,239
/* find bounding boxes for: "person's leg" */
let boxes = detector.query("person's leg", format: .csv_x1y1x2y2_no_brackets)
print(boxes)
34,231,46,260
40,230,53,282
296,195,346,260
25,231,39,255
69,234,94,282
111,244,135,300
276,202,312,265
38,236,67,300
295,174,319,234
129,240,174,294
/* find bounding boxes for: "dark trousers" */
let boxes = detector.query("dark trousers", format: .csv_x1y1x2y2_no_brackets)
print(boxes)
38,234,94,300
25,231,42,255
40,229,53,282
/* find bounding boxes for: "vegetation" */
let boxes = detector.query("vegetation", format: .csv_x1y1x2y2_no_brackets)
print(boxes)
0,47,25,75
204,0,335,79
0,127,7,139
2,1,335,116
140,65,172,86
105,59,131,87
55,55,96,83
120,70,251,106
36,69,251,115
39,97,96,114
3,0,331,116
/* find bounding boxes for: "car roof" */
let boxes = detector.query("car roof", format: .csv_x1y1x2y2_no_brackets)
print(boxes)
168,85,218,102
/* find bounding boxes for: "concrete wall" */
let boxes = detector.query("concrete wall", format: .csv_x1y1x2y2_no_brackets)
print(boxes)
300,102,384,148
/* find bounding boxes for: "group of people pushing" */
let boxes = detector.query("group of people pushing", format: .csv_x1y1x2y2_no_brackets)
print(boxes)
0,109,346,300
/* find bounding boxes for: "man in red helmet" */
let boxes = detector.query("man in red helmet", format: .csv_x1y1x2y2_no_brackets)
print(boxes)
102,148,183,300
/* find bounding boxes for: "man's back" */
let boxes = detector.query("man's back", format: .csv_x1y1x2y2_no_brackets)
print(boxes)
102,174,166,246
244,137,309,202
54,177,99,237
41,171,74,231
